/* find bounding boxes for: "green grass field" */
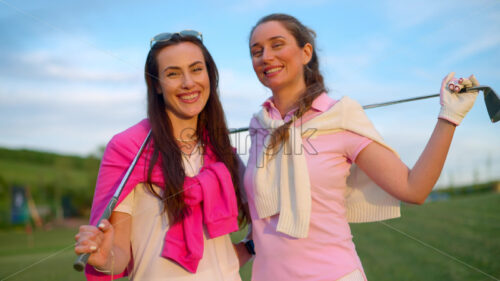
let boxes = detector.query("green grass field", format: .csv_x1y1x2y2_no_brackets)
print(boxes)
1,193,498,281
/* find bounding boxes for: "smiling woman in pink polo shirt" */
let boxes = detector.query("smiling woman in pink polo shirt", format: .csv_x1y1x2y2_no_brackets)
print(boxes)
244,13,479,281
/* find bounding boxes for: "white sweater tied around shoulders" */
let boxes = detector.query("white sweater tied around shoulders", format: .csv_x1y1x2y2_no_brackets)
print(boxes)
253,96,401,239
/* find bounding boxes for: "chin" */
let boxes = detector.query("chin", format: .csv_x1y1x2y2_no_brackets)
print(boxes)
261,77,281,89
266,83,282,92
184,107,205,118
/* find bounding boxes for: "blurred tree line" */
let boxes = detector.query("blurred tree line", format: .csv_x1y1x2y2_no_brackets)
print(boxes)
0,146,497,228
0,147,103,228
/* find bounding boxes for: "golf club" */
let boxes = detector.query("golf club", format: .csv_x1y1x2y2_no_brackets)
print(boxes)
73,130,152,272
229,85,499,134
73,85,499,271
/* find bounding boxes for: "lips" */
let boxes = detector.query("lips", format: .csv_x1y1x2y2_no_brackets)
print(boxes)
263,65,284,77
177,91,200,103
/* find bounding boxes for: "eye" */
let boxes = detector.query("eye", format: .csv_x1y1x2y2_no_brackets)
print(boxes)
251,48,263,57
166,72,178,77
193,66,203,72
272,42,283,48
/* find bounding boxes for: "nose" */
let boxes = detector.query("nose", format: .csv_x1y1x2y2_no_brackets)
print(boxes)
182,73,195,89
262,47,273,62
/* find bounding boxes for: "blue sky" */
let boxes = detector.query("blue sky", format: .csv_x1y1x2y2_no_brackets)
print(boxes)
0,0,499,187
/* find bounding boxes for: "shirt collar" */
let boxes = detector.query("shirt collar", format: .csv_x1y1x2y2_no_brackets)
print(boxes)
310,92,332,112
262,92,331,119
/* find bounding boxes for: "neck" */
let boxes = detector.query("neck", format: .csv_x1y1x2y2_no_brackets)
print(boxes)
167,113,199,142
271,79,307,118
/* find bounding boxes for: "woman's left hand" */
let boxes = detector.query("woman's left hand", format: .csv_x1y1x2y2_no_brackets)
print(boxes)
439,72,479,126
233,241,253,267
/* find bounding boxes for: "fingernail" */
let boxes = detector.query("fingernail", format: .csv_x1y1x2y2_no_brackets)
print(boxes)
90,245,97,251
98,223,105,229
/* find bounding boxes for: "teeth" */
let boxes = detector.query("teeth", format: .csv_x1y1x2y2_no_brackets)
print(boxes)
265,67,282,74
180,93,199,100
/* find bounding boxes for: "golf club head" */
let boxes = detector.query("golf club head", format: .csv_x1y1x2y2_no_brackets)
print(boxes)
483,87,500,123
467,86,500,123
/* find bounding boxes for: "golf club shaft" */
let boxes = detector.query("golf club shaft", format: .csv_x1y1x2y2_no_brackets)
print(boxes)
228,86,490,134
362,93,439,109
73,130,152,272
362,86,487,109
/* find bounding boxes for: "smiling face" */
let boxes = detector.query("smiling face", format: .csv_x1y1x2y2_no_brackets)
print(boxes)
250,21,312,94
155,42,210,123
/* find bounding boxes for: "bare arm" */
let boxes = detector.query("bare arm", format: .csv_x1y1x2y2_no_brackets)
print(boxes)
356,119,456,204
106,212,132,273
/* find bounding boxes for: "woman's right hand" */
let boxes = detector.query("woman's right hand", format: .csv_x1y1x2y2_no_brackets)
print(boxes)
74,219,114,270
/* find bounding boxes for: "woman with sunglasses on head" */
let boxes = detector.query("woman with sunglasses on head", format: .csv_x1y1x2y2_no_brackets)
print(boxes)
244,13,479,281
74,31,251,281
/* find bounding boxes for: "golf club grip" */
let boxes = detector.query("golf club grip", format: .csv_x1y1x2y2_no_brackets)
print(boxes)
73,197,118,272
74,253,90,271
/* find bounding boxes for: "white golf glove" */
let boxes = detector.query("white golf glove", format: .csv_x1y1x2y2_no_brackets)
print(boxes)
439,72,479,126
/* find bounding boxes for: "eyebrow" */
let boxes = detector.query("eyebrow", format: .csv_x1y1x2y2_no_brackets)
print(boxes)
250,35,286,48
162,61,204,72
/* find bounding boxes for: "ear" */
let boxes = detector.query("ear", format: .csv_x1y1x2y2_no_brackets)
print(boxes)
302,43,313,65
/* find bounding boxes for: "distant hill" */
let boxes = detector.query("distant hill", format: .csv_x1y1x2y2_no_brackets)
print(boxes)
0,147,101,225
0,146,100,190
0,146,497,225
0,147,100,169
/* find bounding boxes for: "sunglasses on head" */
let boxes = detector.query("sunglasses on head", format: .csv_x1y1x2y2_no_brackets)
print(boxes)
150,30,203,48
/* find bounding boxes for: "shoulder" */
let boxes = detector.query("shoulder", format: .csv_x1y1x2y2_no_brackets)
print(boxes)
249,111,264,130
311,92,338,112
336,96,363,111
109,119,151,149
310,95,365,124
327,96,367,122
104,119,151,161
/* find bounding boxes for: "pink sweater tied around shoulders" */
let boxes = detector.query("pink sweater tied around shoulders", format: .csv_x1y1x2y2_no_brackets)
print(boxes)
85,119,239,280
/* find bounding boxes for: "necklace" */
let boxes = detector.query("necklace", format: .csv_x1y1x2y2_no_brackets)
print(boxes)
175,133,198,143
181,142,203,176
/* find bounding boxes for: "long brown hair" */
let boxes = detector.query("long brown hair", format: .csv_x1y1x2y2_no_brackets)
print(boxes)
144,35,247,225
250,13,327,152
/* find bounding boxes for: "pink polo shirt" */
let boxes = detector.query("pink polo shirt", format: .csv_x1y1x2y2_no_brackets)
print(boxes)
244,93,371,281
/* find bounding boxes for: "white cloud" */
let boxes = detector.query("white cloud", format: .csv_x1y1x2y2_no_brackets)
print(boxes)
2,47,143,83
382,0,451,30
0,59,146,156
219,68,268,98
0,29,150,156
1,0,498,186
218,67,270,128
439,35,500,67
